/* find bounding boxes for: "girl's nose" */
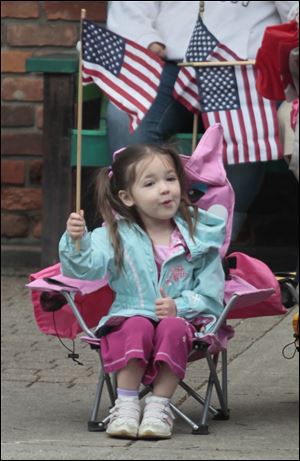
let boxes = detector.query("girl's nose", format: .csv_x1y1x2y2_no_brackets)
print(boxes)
160,181,170,193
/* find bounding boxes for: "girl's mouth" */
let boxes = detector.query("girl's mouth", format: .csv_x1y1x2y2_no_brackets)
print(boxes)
161,200,173,206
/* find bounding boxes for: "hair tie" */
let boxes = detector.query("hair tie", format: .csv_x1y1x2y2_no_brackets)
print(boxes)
108,166,113,179
108,147,126,180
113,146,126,161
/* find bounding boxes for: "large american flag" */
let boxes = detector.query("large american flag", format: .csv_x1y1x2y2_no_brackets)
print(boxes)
81,19,164,132
173,16,282,164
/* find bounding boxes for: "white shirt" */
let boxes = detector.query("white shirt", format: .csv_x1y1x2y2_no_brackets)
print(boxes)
107,1,297,61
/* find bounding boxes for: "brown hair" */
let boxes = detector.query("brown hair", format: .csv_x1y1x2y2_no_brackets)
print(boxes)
95,144,198,271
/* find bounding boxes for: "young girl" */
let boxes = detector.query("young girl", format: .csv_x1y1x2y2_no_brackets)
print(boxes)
59,144,226,440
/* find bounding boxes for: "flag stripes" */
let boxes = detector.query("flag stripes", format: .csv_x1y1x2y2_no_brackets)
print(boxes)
81,20,164,132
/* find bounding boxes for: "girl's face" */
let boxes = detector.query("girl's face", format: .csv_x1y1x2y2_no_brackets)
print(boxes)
119,154,181,227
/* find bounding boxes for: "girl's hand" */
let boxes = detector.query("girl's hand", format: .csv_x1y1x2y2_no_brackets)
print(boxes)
148,42,166,59
66,210,85,241
155,288,177,320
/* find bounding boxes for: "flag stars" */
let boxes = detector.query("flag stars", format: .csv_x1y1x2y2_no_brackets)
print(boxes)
186,16,218,62
82,20,125,76
197,66,240,113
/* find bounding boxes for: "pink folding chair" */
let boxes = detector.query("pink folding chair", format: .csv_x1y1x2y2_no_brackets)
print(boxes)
27,124,287,434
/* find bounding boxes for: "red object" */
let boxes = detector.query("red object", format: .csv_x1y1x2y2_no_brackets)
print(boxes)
29,263,115,339
255,21,299,100
225,252,287,319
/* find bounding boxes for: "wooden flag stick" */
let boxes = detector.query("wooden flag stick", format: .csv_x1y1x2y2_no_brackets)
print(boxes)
178,60,255,68
192,112,199,152
75,8,86,251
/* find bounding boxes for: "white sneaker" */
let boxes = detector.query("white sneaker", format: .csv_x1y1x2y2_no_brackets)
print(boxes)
138,395,175,439
106,397,141,439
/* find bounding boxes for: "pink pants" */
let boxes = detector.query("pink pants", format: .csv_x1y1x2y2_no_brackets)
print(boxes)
101,316,196,384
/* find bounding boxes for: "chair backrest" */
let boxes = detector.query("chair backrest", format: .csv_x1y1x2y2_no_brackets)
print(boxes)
181,123,234,257
181,125,286,319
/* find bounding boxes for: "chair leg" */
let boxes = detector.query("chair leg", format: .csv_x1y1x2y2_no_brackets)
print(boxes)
206,353,229,418
179,380,219,416
212,349,231,420
88,370,109,431
88,354,116,432
196,377,214,434
222,350,228,409
169,401,201,433
175,351,230,434
176,367,220,434
139,385,152,399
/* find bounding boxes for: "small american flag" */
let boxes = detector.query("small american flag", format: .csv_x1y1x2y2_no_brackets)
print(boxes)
173,16,282,164
173,66,200,114
81,19,164,132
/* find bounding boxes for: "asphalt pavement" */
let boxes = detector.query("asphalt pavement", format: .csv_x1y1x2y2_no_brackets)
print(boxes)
1,267,299,460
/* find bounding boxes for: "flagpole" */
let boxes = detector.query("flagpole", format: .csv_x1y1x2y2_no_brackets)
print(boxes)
75,8,86,251
192,113,198,152
191,0,205,152
189,1,255,152
178,60,256,67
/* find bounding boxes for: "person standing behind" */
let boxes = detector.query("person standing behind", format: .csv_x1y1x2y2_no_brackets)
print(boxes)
106,1,297,240
106,1,199,152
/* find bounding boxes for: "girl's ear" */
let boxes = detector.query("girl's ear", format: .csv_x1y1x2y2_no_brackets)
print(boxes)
118,190,135,207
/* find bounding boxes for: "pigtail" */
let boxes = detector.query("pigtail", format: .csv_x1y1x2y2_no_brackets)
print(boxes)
179,199,198,241
95,168,124,272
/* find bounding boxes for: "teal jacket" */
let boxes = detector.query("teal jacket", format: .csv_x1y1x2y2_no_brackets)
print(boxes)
59,210,226,333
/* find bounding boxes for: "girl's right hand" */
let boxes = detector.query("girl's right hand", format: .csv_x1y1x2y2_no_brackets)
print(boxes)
66,210,85,241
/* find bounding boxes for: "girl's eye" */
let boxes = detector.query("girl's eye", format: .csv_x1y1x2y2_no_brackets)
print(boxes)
144,181,154,187
167,176,177,181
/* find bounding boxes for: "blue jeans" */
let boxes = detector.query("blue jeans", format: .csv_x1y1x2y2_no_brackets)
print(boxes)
107,62,194,152
106,62,265,240
226,162,265,240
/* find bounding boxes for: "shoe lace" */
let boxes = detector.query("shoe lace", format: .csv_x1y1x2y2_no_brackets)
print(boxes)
109,398,140,422
144,400,175,424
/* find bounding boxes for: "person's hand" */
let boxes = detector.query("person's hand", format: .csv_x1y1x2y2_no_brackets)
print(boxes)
155,288,177,319
66,210,85,241
148,42,166,59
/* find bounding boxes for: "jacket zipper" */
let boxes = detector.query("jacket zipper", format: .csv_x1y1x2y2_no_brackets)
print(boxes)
157,248,185,292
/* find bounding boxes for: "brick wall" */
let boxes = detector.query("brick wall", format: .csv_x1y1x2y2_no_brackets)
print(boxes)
1,1,107,263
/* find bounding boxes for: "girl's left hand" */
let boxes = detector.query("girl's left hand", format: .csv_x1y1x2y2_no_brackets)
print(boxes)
155,288,177,319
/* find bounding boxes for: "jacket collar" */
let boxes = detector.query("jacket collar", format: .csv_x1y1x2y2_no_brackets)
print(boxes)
119,210,220,258
124,212,201,257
